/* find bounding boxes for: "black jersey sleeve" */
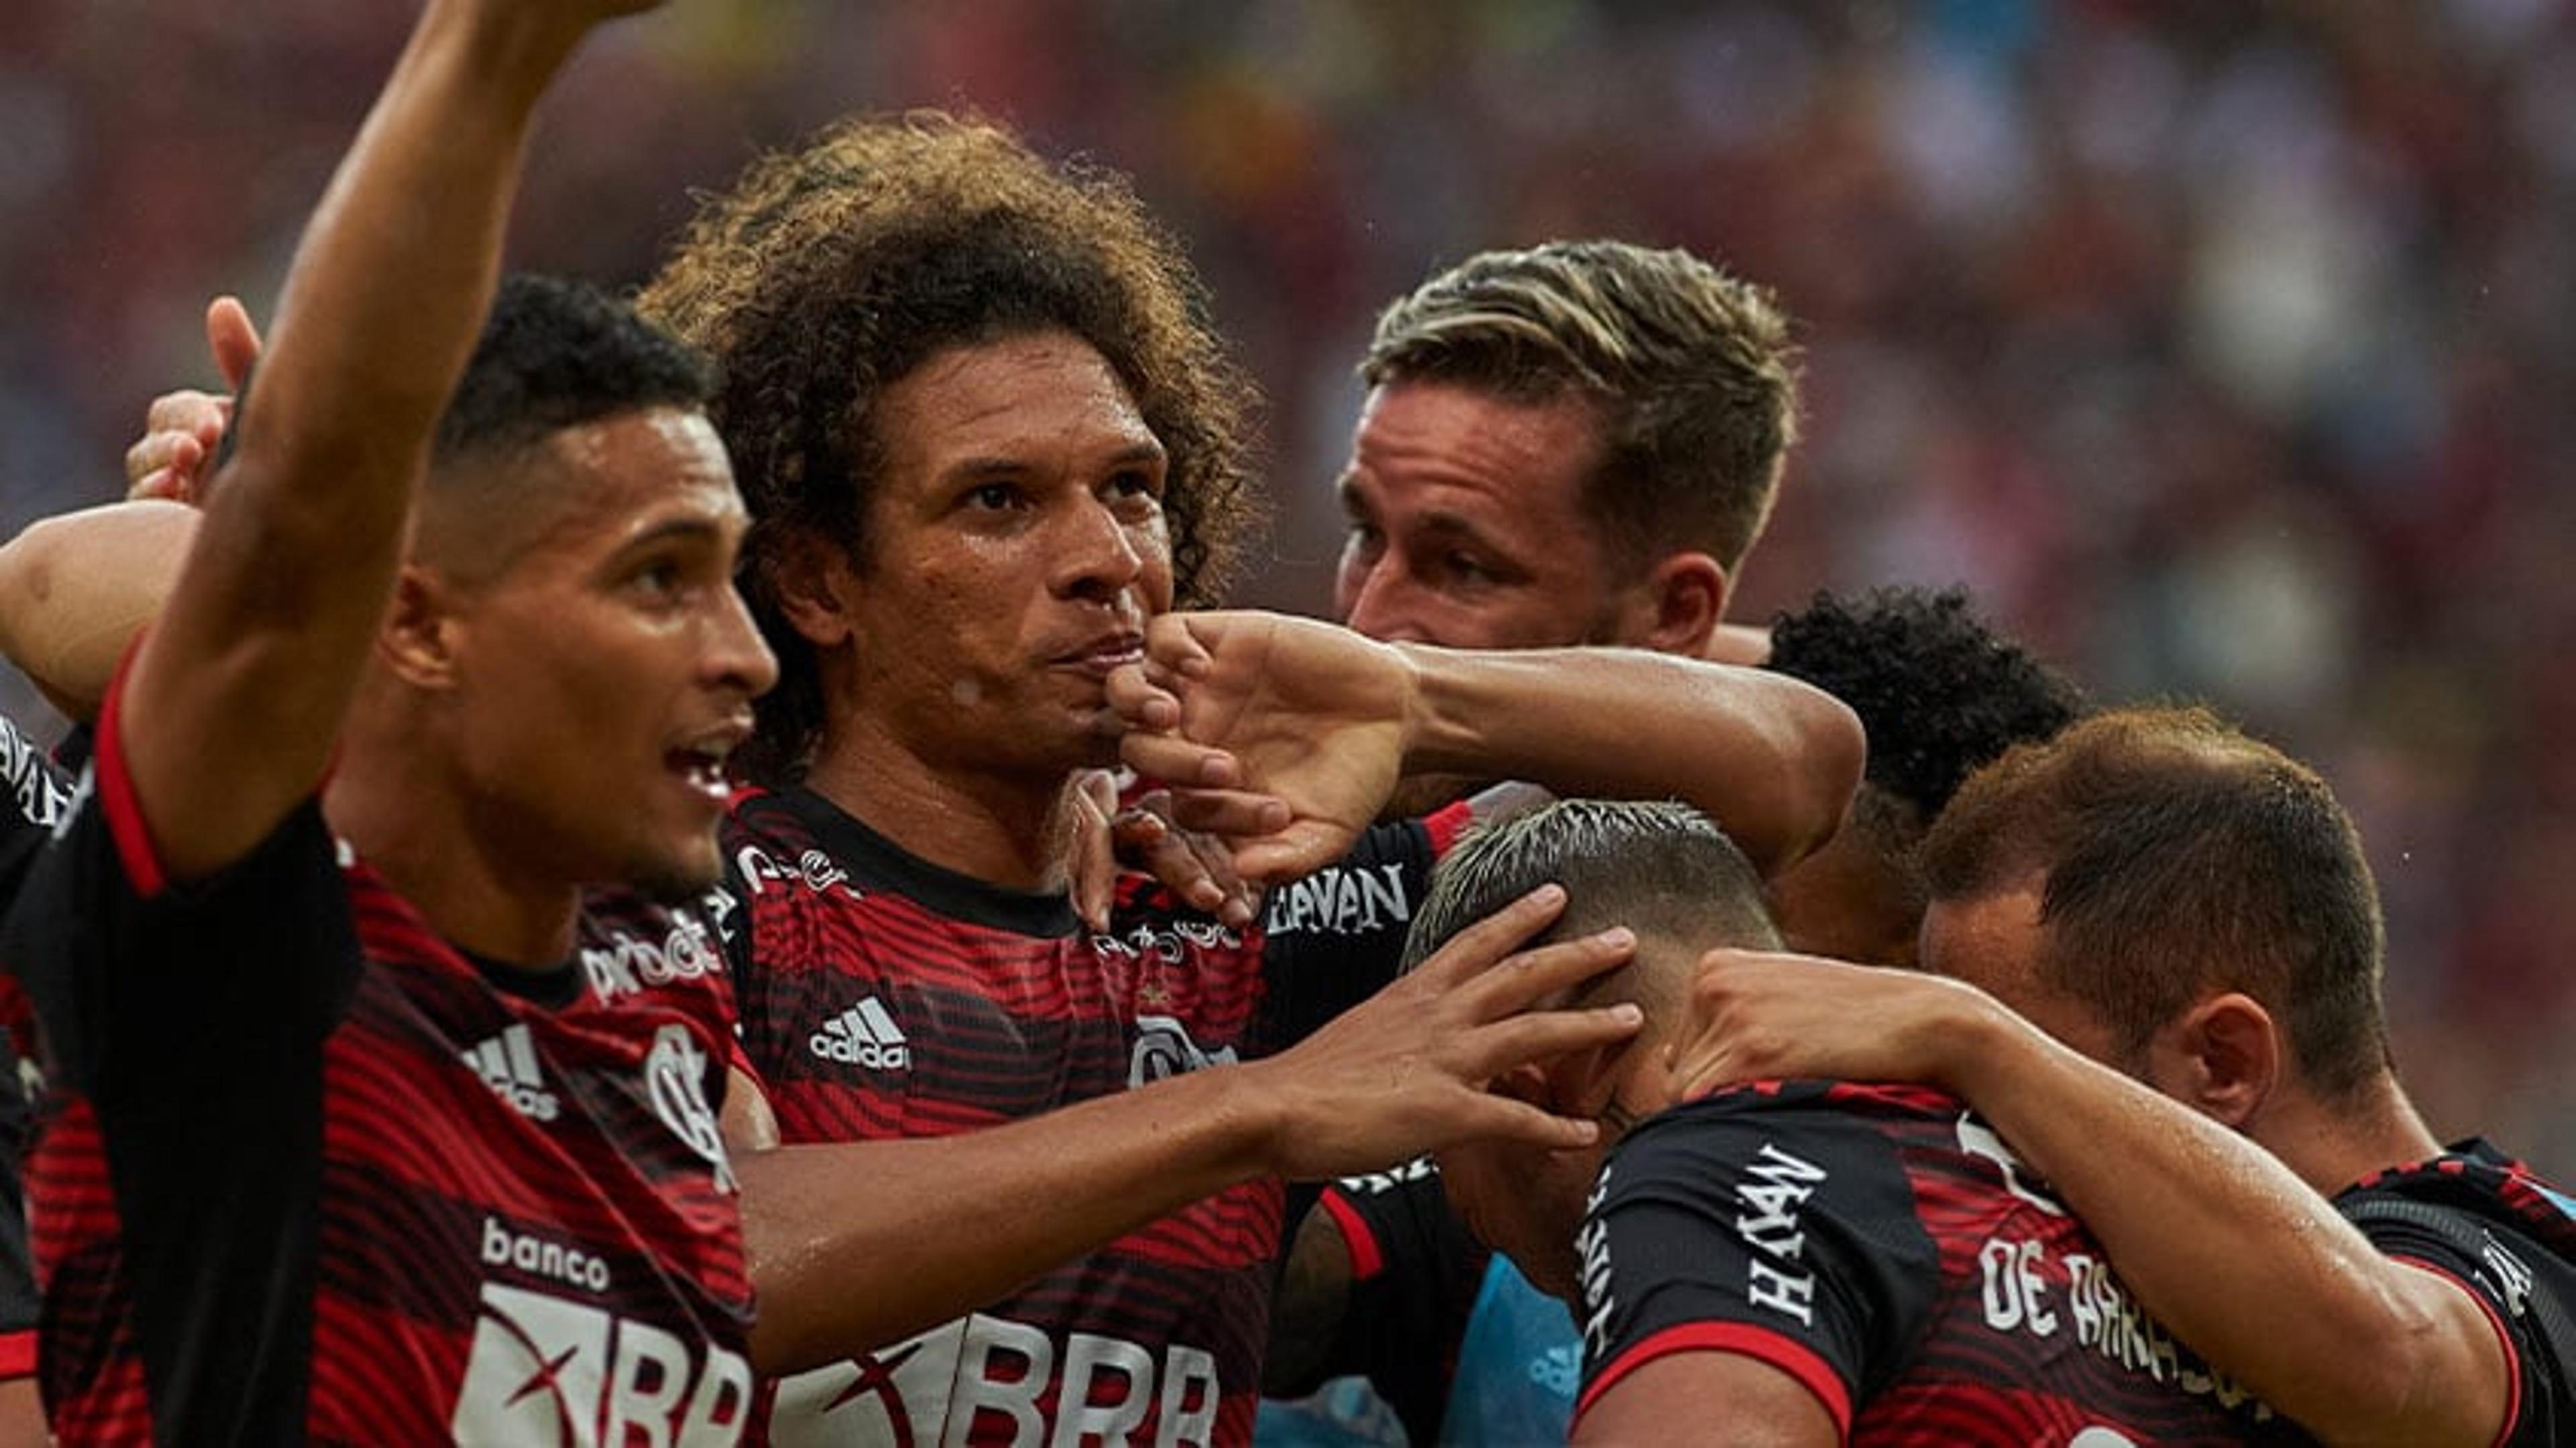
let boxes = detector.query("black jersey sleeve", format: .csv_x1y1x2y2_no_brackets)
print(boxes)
0,712,75,913
1254,803,1470,1050
2336,1147,2576,1448
0,683,361,1437
1571,1088,1939,1439
3,693,358,1104
1298,1159,1490,1443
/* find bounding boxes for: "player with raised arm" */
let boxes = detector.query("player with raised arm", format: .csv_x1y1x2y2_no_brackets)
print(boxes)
0,0,755,1438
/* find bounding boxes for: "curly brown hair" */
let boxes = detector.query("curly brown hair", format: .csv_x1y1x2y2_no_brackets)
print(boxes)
637,111,1262,780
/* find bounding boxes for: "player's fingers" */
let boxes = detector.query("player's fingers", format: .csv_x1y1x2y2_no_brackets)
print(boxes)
1116,733,1240,790
207,295,264,389
1067,772,1120,933
1401,884,1566,990
1163,788,1289,839
1452,1002,1644,1085
125,468,182,503
1104,664,1181,731
1441,1088,1605,1154
1449,926,1635,1022
1191,835,1258,930
142,388,230,437
1143,613,1214,679
1132,831,1230,917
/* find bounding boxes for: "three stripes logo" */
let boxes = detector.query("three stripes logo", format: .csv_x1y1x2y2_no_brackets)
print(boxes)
808,997,910,1072
462,1023,561,1122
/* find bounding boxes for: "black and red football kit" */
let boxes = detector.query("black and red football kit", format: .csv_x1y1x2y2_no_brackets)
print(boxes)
1577,1081,2276,1445
3,684,753,1445
713,784,1464,1447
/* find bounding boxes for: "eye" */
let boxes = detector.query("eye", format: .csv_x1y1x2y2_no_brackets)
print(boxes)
967,482,1021,512
1107,468,1162,501
1442,552,1495,586
631,558,685,597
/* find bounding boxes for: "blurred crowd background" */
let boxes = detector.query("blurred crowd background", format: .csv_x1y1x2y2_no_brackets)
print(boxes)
5,0,2571,1170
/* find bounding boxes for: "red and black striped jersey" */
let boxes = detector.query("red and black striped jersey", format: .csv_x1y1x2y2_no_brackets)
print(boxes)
1576,1081,2277,1445
711,786,1449,1448
2337,1141,2576,1447
0,709,69,1380
2,688,753,1445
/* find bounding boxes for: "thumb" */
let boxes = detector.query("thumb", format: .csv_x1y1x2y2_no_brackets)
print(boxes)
207,295,264,390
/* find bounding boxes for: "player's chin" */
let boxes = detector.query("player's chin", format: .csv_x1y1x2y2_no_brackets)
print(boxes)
622,831,725,906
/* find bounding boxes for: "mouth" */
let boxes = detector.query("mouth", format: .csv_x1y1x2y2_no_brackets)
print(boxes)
665,717,753,806
1054,630,1146,678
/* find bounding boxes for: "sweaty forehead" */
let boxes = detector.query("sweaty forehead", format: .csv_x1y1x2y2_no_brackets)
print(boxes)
1348,380,1605,514
875,331,1159,470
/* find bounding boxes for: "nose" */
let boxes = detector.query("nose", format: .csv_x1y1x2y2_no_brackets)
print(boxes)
1053,494,1146,605
710,580,780,699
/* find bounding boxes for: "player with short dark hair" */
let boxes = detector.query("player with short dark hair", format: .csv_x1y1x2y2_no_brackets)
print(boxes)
0,1,767,1439
1675,705,2576,1445
1399,797,2267,1445
1269,586,2086,1444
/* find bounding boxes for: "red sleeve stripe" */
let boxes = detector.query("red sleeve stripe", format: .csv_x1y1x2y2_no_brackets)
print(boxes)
1574,1321,1853,1440
95,648,169,900
2390,1255,2522,1448
1318,1188,1385,1281
0,1329,35,1379
1423,800,1475,858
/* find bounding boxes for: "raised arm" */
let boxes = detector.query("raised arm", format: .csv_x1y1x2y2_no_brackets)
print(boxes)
1114,610,1862,882
1670,949,2510,1447
115,0,653,883
730,886,1643,1371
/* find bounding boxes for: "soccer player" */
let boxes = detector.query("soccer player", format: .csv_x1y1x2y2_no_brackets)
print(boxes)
1384,797,2267,1445
629,114,1861,1445
1331,239,1792,662
0,0,763,1437
1259,240,1801,1446
1268,586,2090,1444
1670,705,2576,1446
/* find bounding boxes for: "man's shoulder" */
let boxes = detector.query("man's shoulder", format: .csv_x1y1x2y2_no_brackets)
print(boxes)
2343,1141,2576,1260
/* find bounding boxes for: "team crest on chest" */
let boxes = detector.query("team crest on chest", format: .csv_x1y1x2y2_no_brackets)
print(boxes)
645,1024,736,1192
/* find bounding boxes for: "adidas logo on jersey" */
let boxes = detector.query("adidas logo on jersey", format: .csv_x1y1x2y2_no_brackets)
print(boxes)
462,1023,560,1121
810,998,910,1070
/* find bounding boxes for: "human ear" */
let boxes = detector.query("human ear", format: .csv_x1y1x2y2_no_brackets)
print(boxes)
1633,551,1727,656
2145,992,2279,1131
377,566,462,690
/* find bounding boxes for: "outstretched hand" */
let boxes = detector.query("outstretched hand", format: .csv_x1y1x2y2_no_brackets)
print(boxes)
125,297,262,505
1247,883,1642,1180
1665,947,1992,1103
1111,611,1413,883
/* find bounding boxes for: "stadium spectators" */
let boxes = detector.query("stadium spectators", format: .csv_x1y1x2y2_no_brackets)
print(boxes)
10,3,2561,1177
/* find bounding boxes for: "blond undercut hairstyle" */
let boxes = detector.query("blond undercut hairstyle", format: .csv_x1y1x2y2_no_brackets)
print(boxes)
1362,240,1800,575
